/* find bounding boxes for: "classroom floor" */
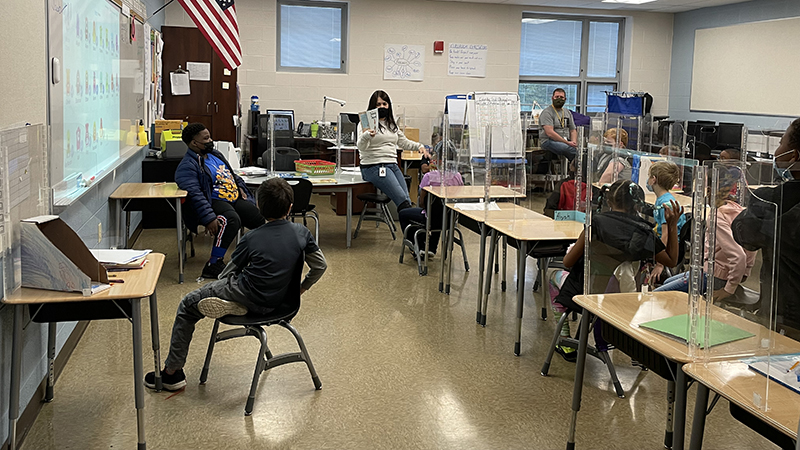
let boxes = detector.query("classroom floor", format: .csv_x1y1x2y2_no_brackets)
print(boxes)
20,192,777,450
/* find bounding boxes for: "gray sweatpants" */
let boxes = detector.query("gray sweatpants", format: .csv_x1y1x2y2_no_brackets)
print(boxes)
163,276,270,371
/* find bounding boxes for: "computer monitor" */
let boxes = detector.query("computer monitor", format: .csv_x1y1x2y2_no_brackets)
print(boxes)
717,122,744,149
258,114,294,155
687,121,718,151
266,109,295,133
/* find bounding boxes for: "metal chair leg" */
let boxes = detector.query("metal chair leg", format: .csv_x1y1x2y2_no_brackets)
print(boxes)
245,326,270,416
200,320,221,384
353,203,368,238
541,312,570,376
598,350,626,398
281,321,322,390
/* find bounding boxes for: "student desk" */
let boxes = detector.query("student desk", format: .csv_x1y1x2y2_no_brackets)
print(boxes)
481,216,583,355
420,185,525,279
242,172,368,248
566,291,800,450
2,253,166,450
110,183,187,282
685,354,800,449
400,150,423,175
445,203,549,322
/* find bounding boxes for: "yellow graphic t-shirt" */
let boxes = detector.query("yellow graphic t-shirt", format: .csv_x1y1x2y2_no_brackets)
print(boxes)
205,154,239,202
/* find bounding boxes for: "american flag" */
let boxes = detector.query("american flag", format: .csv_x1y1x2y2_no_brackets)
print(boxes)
178,0,242,70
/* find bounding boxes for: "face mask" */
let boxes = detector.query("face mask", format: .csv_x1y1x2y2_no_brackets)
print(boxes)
774,155,795,182
553,98,566,108
196,140,214,154
645,182,654,192
378,107,390,119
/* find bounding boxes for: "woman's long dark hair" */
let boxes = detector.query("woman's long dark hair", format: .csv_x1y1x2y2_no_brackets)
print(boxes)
368,90,398,133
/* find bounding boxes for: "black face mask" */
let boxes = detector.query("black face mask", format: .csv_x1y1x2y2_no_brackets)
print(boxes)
553,98,566,108
378,107,390,119
196,140,214,154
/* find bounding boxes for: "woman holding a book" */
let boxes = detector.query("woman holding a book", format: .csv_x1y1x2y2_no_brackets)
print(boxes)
357,90,429,212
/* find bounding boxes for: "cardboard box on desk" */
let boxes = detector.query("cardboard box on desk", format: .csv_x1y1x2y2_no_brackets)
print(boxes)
20,215,108,296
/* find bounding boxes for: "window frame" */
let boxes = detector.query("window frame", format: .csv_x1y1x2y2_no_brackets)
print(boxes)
276,0,349,74
519,13,625,113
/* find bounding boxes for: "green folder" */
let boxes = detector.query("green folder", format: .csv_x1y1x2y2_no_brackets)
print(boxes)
639,314,754,348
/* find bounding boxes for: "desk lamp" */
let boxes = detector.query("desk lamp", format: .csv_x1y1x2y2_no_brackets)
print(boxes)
322,96,346,124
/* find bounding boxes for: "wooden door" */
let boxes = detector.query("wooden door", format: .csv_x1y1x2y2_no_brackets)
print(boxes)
211,54,238,142
161,26,238,143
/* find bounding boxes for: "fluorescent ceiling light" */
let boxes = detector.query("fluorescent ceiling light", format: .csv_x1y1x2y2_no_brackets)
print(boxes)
522,18,556,25
602,0,657,4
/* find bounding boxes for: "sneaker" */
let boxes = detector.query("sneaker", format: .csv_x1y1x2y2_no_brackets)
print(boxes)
201,259,226,279
555,345,577,363
198,296,248,319
144,368,186,391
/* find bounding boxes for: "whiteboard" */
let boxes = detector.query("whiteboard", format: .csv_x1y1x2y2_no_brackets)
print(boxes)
48,0,146,198
691,17,800,116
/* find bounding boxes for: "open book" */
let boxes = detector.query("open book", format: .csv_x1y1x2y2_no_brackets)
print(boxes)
359,108,379,131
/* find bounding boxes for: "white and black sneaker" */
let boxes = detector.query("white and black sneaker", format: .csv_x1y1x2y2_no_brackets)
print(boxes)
198,296,248,319
144,368,186,391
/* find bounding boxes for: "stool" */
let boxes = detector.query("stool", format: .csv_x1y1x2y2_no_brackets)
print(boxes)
544,151,569,192
354,193,397,240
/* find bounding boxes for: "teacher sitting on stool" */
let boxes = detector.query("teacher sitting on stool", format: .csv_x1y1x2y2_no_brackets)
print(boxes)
539,88,577,161
357,90,429,212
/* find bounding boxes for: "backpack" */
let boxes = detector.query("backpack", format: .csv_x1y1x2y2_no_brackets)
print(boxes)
559,180,587,211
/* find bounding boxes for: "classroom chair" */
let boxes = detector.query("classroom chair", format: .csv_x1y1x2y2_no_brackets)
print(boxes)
199,257,322,415
399,221,469,276
354,192,396,240
541,309,625,398
260,147,301,171
287,178,320,241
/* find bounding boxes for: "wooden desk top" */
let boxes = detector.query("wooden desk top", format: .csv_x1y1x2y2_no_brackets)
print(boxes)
3,253,165,304
684,360,800,440
486,217,584,241
110,183,187,199
573,291,800,363
448,202,549,223
424,185,525,200
401,151,423,161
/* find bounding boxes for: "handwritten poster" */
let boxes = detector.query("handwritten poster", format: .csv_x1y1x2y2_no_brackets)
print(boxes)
448,43,487,78
384,44,425,81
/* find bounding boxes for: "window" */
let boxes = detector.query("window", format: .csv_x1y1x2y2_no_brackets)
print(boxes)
519,15,623,113
277,0,348,73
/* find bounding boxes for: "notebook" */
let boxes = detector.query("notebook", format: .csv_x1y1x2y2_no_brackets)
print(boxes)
638,314,754,348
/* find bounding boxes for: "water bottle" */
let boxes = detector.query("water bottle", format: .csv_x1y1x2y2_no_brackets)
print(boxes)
250,96,259,111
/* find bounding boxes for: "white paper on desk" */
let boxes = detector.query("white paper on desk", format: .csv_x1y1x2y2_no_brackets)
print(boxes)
90,249,152,264
170,72,190,95
454,201,500,211
187,62,211,81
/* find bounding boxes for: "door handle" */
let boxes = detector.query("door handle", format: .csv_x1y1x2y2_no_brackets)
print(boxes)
214,102,218,113
207,102,211,112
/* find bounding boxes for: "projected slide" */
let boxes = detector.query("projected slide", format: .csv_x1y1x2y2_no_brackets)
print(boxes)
62,0,120,182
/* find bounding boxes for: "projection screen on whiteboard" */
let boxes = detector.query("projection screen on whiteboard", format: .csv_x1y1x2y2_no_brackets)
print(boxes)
691,16,800,117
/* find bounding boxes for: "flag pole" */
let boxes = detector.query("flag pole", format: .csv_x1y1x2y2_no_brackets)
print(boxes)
145,0,176,24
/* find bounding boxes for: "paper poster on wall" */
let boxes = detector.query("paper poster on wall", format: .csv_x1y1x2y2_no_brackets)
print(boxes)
448,43,487,78
187,61,211,81
384,44,424,81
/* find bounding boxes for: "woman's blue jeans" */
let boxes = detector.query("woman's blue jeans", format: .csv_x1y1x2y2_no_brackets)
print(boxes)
360,163,410,207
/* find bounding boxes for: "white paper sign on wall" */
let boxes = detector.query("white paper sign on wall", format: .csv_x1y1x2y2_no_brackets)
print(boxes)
384,44,425,81
448,43,487,78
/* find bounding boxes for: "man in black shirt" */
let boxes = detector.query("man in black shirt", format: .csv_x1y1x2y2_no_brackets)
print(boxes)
144,178,327,391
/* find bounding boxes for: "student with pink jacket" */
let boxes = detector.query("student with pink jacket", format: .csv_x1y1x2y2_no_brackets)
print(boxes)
655,166,755,302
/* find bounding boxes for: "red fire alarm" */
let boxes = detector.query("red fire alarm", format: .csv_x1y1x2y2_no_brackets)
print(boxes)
433,41,444,54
